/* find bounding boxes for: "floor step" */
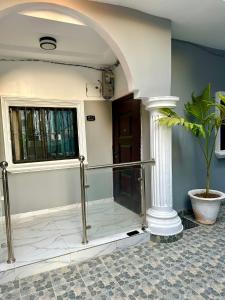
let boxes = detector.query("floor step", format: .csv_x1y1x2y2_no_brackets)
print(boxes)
0,230,149,284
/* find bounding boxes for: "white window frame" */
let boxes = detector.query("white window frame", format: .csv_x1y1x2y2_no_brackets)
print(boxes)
215,91,225,159
0,96,87,173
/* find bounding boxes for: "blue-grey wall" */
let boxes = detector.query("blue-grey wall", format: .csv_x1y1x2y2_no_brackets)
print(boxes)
171,40,225,211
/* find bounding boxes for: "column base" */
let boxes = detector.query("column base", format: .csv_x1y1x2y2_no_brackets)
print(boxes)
150,232,183,243
146,207,183,237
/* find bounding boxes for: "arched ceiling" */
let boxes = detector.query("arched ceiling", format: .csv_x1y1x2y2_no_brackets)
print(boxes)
0,0,224,66
0,9,117,65
91,0,225,51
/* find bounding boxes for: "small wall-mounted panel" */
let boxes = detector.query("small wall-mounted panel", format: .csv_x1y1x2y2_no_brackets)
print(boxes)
86,115,96,121
86,83,101,98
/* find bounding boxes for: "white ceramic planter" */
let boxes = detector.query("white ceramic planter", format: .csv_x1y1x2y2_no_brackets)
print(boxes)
188,189,225,225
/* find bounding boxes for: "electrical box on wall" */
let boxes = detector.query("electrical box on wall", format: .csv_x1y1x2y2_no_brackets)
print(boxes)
102,70,114,100
86,83,101,97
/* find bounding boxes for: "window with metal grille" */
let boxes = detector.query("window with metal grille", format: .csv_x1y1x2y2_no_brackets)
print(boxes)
9,107,79,163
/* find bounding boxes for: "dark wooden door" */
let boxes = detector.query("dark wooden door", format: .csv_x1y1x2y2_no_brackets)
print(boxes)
112,94,141,214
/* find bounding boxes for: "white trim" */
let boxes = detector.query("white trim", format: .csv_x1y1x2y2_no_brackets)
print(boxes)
215,150,225,159
0,96,87,173
144,96,179,110
7,160,81,173
215,92,225,159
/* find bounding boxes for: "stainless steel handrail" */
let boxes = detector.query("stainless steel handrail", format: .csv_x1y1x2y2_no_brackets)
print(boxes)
79,157,155,243
79,156,88,244
0,161,15,263
86,159,155,170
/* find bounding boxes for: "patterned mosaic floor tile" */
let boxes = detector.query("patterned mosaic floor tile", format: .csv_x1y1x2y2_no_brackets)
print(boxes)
4,206,225,300
53,278,89,300
83,270,119,297
122,277,164,299
0,280,20,300
182,289,206,300
100,250,130,268
50,265,81,286
76,257,107,278
133,262,155,277
0,291,20,300
108,263,142,286
20,272,52,297
20,288,56,300
86,286,128,300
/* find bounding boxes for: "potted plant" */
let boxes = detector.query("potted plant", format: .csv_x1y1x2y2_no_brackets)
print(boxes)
159,84,225,224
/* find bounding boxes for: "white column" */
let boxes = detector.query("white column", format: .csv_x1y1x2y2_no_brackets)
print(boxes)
144,96,183,236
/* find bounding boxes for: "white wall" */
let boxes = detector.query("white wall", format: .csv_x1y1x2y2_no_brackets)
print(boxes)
85,101,112,165
0,61,113,214
114,64,129,99
74,1,172,97
0,61,104,100
85,101,113,202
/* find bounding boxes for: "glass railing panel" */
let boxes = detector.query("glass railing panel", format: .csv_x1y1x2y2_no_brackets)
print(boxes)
85,165,143,242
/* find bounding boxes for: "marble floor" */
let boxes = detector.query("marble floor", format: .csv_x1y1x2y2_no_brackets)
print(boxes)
0,199,142,271
2,206,225,299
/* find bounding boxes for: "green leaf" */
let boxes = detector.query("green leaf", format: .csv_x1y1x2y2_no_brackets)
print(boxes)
219,93,225,105
201,83,211,101
160,108,178,117
185,84,214,122
159,116,205,138
159,84,222,193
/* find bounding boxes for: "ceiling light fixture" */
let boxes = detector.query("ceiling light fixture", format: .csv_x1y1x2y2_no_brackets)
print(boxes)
39,36,57,50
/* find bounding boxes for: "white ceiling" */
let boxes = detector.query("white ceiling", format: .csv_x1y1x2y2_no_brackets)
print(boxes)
92,0,225,51
0,12,116,65
0,0,224,65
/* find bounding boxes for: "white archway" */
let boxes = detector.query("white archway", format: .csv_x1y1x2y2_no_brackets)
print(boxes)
0,0,133,93
0,0,173,98
0,0,183,238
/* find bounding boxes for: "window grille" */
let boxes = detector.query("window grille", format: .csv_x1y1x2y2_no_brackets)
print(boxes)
9,107,79,163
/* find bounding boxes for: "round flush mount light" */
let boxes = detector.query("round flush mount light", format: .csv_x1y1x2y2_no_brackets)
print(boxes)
39,36,57,50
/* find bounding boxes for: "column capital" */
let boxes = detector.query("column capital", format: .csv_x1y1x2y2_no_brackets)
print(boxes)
143,96,179,111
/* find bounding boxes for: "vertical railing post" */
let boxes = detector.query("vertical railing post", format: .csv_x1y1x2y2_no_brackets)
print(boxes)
79,156,88,244
0,161,15,264
141,165,147,229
